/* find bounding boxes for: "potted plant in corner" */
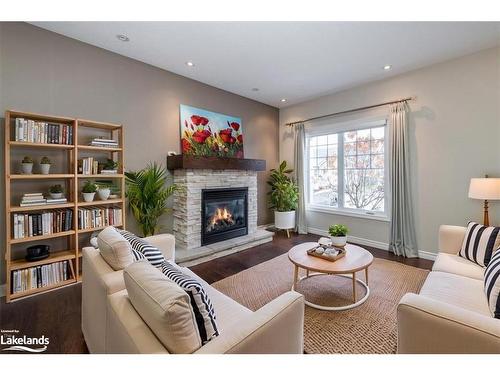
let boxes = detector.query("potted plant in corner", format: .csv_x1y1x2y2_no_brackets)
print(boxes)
21,156,34,174
40,156,52,175
125,162,177,237
329,224,349,247
49,184,64,199
82,180,97,202
268,161,299,236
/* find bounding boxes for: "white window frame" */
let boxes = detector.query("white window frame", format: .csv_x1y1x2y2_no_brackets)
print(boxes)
305,117,390,222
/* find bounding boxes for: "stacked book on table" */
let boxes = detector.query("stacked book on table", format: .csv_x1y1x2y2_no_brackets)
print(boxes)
13,209,73,239
89,137,119,148
20,193,67,207
14,118,73,145
11,260,71,294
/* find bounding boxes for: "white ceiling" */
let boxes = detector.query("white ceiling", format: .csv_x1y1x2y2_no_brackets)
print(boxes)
31,22,500,108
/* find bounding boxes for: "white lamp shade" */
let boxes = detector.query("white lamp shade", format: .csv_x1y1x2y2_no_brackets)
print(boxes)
468,178,500,200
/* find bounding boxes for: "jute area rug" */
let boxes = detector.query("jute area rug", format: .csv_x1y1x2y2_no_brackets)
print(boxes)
212,253,429,354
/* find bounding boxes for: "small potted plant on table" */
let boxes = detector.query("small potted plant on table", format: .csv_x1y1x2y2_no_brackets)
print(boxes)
329,224,349,247
49,184,64,199
40,156,52,175
21,156,34,174
82,180,97,202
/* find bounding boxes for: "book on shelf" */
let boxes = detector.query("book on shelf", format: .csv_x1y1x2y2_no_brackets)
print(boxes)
89,137,119,148
14,118,73,145
11,260,71,294
46,198,68,204
13,209,73,239
20,193,47,206
100,170,118,174
78,157,100,175
78,206,122,230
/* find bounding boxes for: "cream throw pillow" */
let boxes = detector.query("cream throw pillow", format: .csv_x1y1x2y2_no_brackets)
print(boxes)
123,260,202,353
97,226,134,270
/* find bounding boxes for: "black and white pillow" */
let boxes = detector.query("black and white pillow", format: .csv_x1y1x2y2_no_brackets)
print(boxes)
459,222,500,267
119,230,165,268
484,249,500,319
161,261,219,344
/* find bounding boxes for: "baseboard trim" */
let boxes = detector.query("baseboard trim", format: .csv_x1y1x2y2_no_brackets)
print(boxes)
307,226,436,261
0,284,5,298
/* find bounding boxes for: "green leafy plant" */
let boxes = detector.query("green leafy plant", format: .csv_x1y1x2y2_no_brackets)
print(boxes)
125,162,177,237
49,184,63,194
267,160,293,192
329,224,349,237
40,156,51,164
270,180,299,212
82,180,97,193
102,158,119,170
22,156,33,164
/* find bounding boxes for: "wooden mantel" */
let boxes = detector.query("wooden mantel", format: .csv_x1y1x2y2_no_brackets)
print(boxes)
167,154,266,171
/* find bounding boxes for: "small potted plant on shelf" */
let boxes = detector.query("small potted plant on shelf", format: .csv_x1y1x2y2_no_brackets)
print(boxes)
268,161,299,235
82,180,97,202
40,156,52,175
49,184,64,199
96,183,111,201
21,156,34,174
100,159,119,174
329,224,349,247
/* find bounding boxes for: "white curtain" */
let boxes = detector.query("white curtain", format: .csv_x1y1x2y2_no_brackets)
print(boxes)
389,102,418,257
294,123,307,234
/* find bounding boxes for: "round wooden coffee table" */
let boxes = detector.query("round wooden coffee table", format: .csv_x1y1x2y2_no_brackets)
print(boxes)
288,242,373,311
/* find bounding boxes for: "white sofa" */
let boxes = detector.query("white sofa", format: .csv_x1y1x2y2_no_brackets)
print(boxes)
82,233,305,354
397,225,500,353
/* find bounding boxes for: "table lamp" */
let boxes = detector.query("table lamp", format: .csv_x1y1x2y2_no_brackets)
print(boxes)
468,177,500,226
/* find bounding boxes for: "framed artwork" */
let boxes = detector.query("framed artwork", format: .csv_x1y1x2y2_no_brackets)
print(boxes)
180,104,243,158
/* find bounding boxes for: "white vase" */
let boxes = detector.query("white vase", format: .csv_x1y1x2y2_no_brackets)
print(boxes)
21,163,33,174
40,163,51,175
50,192,63,199
97,188,110,201
330,236,347,247
275,210,296,230
82,192,95,202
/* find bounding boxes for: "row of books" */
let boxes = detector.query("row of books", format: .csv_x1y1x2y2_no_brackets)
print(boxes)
89,138,119,148
78,157,99,175
12,210,73,239
20,193,67,207
14,118,73,145
11,261,71,294
78,206,123,230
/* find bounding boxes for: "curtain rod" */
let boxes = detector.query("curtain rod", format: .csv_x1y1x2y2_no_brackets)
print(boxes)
285,96,416,127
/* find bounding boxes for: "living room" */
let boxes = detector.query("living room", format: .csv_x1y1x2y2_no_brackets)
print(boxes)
1,2,500,372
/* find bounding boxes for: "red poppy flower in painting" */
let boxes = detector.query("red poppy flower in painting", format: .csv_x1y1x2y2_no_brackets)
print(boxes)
230,122,240,131
191,115,202,126
181,138,191,153
199,117,209,126
219,128,233,143
237,134,243,143
191,129,211,144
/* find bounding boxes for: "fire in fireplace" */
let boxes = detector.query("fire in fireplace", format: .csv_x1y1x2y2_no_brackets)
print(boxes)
201,188,248,246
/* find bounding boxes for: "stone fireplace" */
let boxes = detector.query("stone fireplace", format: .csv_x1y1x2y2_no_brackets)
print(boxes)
168,155,273,265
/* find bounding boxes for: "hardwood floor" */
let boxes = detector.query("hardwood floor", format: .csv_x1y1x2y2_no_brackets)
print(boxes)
0,232,433,354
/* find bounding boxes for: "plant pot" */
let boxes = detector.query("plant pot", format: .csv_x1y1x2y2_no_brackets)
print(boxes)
275,210,296,230
82,192,95,202
97,188,111,201
50,193,63,199
21,163,33,174
40,163,51,175
330,236,347,247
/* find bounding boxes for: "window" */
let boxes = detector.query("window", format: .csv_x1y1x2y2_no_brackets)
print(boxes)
307,122,388,217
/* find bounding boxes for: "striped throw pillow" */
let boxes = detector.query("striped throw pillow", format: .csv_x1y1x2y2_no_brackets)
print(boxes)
484,249,500,318
161,261,219,344
119,230,165,268
459,222,500,267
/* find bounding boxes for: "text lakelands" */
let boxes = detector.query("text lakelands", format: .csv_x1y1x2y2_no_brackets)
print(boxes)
1,334,50,345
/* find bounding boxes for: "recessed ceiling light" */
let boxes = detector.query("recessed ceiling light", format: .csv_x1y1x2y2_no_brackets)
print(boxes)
281,98,287,103
383,65,392,71
252,88,259,92
186,61,195,67
116,34,130,42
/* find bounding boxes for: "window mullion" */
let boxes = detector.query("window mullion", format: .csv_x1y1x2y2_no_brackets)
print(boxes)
338,133,345,209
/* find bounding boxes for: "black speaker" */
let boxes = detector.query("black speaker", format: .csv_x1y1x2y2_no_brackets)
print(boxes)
25,245,50,262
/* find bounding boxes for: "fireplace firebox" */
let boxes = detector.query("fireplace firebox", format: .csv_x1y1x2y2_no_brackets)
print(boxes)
201,188,248,246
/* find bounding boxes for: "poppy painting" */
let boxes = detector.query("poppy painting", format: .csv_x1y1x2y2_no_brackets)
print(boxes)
180,105,244,158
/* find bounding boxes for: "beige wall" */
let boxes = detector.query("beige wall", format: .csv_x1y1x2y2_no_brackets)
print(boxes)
280,47,500,255
0,22,279,284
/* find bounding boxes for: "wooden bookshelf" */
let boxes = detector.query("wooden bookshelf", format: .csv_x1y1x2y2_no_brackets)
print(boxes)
4,110,126,302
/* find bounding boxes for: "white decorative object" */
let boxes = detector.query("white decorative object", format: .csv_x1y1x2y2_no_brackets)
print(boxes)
97,188,111,201
40,163,51,175
83,192,96,202
21,163,33,174
50,192,63,199
274,210,296,230
330,235,347,247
